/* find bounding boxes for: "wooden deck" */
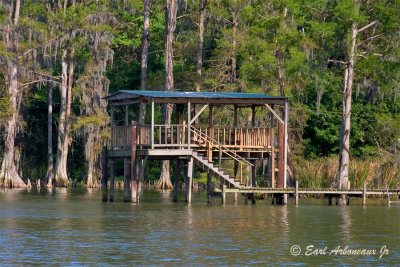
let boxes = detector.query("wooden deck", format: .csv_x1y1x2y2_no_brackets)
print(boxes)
225,187,400,196
111,124,272,151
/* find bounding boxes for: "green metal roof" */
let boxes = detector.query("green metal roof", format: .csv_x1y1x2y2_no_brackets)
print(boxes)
118,90,282,99
105,90,287,105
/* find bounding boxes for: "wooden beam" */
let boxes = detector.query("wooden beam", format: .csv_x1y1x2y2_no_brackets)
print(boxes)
265,104,283,124
190,104,209,125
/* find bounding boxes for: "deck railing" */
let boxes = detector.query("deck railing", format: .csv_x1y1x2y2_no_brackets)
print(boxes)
111,124,272,150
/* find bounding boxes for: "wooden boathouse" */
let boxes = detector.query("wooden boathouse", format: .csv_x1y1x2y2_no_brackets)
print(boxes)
102,90,289,204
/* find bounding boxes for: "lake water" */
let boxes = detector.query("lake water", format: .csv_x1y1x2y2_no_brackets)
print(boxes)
0,189,399,266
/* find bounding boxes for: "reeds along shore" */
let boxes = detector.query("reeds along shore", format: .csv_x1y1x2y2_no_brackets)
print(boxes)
295,157,400,189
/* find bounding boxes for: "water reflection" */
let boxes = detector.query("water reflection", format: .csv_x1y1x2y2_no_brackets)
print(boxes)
340,206,352,244
0,189,398,266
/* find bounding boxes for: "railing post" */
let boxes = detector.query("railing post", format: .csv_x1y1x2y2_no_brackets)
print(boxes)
219,145,222,168
295,180,299,205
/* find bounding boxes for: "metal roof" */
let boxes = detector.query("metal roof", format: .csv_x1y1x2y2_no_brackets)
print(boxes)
105,90,287,105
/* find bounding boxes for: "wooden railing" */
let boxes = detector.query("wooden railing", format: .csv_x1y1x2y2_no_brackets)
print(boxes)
111,125,151,149
111,124,272,150
194,127,271,149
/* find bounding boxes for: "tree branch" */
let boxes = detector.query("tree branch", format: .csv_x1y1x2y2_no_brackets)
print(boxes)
356,34,383,47
357,20,378,33
177,14,192,20
328,59,348,65
21,79,60,87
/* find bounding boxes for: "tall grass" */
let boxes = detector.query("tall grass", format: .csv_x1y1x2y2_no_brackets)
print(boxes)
295,156,400,189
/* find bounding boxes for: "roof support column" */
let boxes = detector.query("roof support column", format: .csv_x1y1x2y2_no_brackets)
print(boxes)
187,101,191,149
284,101,288,190
151,100,154,149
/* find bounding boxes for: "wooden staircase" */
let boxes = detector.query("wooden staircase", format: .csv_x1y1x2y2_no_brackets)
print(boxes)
189,126,253,189
192,151,244,188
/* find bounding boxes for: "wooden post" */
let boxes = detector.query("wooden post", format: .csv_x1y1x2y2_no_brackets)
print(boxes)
233,105,239,180
207,173,211,203
110,106,114,149
109,159,115,202
185,157,193,203
125,105,129,126
251,162,256,204
123,157,131,202
151,101,154,149
386,186,391,206
362,182,367,206
270,111,275,188
173,159,180,202
233,192,238,204
131,122,139,203
222,184,226,204
295,180,299,205
101,146,108,202
283,102,288,195
208,105,213,162
277,121,284,188
187,102,191,149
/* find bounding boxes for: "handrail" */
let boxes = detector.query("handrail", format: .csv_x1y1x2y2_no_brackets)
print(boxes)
188,125,254,167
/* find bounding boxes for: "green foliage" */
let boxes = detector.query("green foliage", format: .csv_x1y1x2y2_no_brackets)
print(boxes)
0,0,399,186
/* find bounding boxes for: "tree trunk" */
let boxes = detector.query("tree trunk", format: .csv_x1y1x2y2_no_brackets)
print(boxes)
139,0,151,124
54,49,69,186
0,60,26,188
86,131,100,188
0,0,26,188
195,0,206,92
45,85,54,187
276,48,285,96
339,2,359,190
156,0,178,189
231,8,238,84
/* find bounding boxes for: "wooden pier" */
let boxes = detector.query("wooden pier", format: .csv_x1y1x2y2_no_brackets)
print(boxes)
101,90,400,206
